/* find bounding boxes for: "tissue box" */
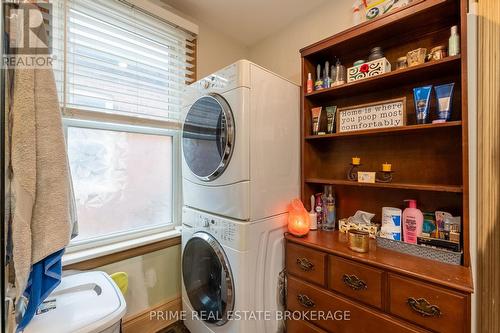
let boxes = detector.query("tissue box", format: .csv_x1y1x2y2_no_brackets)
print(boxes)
339,218,380,239
347,57,391,83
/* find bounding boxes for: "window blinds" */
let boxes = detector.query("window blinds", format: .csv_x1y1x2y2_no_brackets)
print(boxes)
52,0,196,122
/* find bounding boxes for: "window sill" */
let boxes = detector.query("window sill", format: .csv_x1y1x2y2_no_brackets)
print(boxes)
62,227,182,268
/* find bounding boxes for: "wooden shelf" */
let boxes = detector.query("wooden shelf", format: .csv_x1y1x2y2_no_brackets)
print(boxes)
305,178,463,193
304,56,461,100
300,0,456,57
305,120,462,140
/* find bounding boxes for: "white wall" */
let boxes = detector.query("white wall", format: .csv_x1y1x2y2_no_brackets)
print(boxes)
249,0,352,84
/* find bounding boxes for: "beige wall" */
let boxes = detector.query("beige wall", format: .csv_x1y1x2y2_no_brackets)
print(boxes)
249,0,352,84
98,245,181,316
196,21,249,79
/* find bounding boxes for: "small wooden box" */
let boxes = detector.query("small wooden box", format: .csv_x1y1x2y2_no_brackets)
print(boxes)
347,57,391,83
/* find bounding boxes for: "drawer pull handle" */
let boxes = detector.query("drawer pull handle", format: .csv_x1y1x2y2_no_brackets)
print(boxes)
297,294,315,308
296,258,314,271
342,274,367,291
407,297,442,317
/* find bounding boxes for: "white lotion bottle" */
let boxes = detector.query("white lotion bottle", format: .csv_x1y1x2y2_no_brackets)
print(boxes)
309,195,318,230
449,25,460,56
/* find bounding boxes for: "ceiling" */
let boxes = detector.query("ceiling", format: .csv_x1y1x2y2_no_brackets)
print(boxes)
158,0,328,46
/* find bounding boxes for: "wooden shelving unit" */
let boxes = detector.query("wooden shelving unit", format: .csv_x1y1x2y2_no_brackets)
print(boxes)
300,0,471,268
305,120,462,140
305,178,463,193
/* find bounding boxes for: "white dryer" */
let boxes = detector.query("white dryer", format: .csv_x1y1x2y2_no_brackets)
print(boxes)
181,60,299,221
181,207,287,333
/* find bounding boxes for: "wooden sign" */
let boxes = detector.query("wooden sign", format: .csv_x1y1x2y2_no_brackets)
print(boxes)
337,98,406,133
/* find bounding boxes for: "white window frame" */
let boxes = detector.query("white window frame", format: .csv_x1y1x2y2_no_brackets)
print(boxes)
63,117,182,254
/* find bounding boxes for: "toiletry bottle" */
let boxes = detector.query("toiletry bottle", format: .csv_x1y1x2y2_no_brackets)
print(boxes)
314,64,323,90
449,25,460,56
352,0,361,26
402,199,424,244
323,61,330,88
314,193,324,227
307,73,313,93
323,185,336,231
309,195,318,230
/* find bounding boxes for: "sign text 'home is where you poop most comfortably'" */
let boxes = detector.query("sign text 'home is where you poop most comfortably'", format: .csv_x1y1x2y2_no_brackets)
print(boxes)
337,98,406,133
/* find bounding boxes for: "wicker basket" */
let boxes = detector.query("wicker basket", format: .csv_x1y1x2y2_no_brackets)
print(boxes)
376,236,462,265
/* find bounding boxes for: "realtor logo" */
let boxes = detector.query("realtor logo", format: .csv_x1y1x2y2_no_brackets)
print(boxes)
3,1,54,68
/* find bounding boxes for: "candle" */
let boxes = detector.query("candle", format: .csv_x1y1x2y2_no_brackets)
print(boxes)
288,199,310,237
352,157,361,165
382,162,392,172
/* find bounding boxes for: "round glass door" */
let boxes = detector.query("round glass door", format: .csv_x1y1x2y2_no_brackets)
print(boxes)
182,232,235,325
182,93,235,181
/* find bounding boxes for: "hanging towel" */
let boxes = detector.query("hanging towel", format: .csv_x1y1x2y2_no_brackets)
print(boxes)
15,249,65,332
9,3,75,328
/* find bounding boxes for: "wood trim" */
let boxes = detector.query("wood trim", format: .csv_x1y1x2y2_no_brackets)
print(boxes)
122,296,182,333
62,107,181,130
65,236,181,270
477,0,500,331
187,38,197,83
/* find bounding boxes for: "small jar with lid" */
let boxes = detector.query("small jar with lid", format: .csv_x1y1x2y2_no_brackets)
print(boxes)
368,47,384,61
429,45,447,61
396,56,408,70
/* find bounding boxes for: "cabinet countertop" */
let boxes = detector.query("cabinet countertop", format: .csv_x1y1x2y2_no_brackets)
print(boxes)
285,231,473,293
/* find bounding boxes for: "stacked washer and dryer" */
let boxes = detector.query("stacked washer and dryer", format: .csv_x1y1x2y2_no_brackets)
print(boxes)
180,60,299,333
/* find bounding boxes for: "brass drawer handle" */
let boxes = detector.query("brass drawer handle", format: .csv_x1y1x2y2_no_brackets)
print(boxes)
407,297,442,317
297,294,315,308
342,274,367,290
296,258,314,272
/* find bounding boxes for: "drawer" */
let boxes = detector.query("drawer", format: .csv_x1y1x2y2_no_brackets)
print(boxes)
388,274,468,333
287,275,426,333
286,242,327,286
287,319,327,333
328,256,384,309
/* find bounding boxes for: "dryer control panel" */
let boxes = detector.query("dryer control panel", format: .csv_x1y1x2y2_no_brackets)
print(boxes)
182,207,247,250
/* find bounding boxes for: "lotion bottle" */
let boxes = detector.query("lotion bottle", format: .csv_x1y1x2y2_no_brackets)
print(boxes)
449,25,460,56
309,195,318,230
402,199,423,244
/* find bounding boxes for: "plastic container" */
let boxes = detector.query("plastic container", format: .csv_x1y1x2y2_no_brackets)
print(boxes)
25,271,127,333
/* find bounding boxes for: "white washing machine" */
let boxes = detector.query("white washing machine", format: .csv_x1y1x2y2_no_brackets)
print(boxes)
181,60,300,221
181,207,287,333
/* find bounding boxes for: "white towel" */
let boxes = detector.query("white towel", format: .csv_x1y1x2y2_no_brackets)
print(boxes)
10,4,72,298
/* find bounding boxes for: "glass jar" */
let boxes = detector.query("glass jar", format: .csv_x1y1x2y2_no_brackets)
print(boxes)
368,47,384,61
396,56,408,70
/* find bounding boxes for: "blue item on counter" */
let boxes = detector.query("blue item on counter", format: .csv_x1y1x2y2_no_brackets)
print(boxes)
434,83,455,121
413,85,432,124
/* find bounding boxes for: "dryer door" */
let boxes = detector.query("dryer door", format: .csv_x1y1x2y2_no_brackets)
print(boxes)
182,232,235,326
182,93,235,181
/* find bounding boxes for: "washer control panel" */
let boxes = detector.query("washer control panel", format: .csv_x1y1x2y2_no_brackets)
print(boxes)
182,207,245,250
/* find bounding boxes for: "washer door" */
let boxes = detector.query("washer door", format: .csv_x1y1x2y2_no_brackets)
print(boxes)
182,93,235,181
182,232,235,325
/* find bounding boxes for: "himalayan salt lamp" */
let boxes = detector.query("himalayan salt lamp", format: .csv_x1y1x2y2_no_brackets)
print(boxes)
288,199,310,237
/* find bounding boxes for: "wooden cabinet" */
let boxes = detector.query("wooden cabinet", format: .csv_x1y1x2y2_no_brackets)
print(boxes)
286,243,327,286
291,0,474,331
285,234,473,333
328,256,384,310
388,274,469,333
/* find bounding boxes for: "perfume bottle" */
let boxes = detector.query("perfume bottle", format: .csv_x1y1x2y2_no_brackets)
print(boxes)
323,185,336,231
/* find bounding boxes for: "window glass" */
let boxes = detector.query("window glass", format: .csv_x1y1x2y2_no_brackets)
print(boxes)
67,126,173,241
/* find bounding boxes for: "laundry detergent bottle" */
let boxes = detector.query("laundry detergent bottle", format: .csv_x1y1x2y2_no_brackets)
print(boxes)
402,199,423,244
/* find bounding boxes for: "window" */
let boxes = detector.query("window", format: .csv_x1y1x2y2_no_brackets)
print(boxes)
50,0,196,246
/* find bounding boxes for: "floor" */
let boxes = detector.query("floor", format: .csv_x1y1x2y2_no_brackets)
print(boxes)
158,321,190,333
